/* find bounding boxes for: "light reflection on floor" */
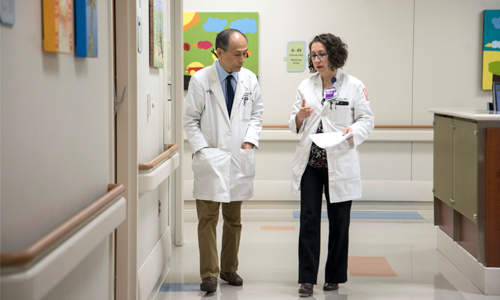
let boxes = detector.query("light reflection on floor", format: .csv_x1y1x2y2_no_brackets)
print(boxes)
155,206,500,300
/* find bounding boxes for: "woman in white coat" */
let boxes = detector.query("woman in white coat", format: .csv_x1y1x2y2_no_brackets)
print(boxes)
289,33,374,296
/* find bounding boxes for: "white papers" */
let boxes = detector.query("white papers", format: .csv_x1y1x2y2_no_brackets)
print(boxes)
309,131,354,149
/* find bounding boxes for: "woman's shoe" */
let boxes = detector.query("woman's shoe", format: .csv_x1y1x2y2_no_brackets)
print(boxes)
323,283,338,291
298,283,314,296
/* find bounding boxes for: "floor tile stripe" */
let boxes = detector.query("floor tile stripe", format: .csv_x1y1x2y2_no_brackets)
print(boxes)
160,283,200,292
348,256,398,277
260,226,296,230
292,211,424,220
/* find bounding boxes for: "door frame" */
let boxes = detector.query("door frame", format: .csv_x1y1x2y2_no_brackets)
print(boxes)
114,1,139,299
112,0,184,299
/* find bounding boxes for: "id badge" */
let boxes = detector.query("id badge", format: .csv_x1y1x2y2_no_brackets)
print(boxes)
325,87,337,100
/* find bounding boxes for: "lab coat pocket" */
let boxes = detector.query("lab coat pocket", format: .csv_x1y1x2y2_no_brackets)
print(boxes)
192,148,231,198
333,148,360,181
194,148,230,175
333,106,352,125
239,148,255,176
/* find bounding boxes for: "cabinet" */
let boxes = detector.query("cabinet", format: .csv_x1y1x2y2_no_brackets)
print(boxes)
452,119,478,222
434,116,478,222
431,109,500,268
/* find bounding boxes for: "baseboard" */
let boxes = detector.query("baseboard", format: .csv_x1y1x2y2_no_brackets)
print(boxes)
437,229,500,295
183,180,433,201
138,226,172,300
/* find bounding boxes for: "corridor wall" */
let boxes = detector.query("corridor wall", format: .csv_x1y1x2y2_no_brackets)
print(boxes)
1,1,115,299
182,0,499,202
136,1,176,299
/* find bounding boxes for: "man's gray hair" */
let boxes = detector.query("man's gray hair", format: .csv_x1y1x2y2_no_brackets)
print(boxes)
215,29,248,52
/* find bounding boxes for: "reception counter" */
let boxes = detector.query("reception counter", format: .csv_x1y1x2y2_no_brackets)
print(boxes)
429,107,500,294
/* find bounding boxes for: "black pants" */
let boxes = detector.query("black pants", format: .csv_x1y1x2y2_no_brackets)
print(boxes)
298,165,352,284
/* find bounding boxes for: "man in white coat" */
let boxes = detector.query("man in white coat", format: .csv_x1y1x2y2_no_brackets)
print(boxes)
184,29,264,293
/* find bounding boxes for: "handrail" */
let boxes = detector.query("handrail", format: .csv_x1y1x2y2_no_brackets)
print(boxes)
138,144,179,170
262,125,434,129
0,184,125,267
374,125,434,129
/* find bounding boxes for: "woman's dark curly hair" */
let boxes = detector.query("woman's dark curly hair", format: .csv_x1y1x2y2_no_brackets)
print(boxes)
308,33,348,73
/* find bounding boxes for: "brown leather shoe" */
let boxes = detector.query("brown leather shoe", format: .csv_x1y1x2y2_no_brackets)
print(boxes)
200,276,217,292
298,283,314,296
323,283,338,291
220,271,243,286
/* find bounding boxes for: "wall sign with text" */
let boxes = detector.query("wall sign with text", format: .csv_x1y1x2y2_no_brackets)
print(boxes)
287,41,306,72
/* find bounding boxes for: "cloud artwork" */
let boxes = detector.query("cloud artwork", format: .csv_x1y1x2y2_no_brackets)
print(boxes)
230,18,257,34
203,17,228,32
493,17,500,29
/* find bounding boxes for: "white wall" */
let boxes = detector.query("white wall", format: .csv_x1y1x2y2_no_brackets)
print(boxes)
137,2,165,164
181,0,499,202
136,1,174,299
136,0,167,270
1,0,113,252
413,0,498,125
183,0,497,126
40,237,113,300
1,1,115,299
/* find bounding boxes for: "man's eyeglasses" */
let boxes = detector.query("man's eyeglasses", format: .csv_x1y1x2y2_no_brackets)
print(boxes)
308,53,328,60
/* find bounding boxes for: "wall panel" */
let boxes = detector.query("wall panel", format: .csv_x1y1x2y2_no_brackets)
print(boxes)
413,0,500,125
183,0,414,126
181,0,500,203
1,0,112,253
137,1,165,164
40,237,112,300
412,142,433,181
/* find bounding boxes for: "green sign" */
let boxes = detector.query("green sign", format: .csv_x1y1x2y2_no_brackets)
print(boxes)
287,41,306,72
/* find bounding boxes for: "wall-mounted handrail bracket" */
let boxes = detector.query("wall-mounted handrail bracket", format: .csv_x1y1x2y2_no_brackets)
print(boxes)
114,85,127,116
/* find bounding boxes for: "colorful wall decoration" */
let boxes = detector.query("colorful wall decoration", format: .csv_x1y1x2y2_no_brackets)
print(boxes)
183,12,259,89
150,0,164,68
482,10,500,90
0,0,16,25
43,0,74,54
75,0,98,58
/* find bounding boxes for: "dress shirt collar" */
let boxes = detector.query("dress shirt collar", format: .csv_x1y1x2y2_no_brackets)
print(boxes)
216,59,238,83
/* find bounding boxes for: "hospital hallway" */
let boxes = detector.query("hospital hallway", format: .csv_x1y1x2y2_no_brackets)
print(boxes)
154,202,500,300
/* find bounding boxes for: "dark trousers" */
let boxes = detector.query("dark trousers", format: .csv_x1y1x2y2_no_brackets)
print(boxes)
299,165,352,284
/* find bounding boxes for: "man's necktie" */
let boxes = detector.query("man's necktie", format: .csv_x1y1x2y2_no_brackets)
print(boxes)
226,75,234,117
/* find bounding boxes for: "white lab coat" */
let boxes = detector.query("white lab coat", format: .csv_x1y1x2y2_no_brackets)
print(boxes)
184,62,264,203
289,70,374,203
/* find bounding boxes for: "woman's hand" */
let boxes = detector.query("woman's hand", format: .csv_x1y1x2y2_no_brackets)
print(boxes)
296,99,314,131
342,127,353,140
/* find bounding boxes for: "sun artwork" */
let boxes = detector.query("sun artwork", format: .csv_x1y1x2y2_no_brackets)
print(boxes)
183,12,200,32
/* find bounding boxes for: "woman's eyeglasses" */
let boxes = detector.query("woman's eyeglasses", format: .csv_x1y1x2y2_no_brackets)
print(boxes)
308,53,328,60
